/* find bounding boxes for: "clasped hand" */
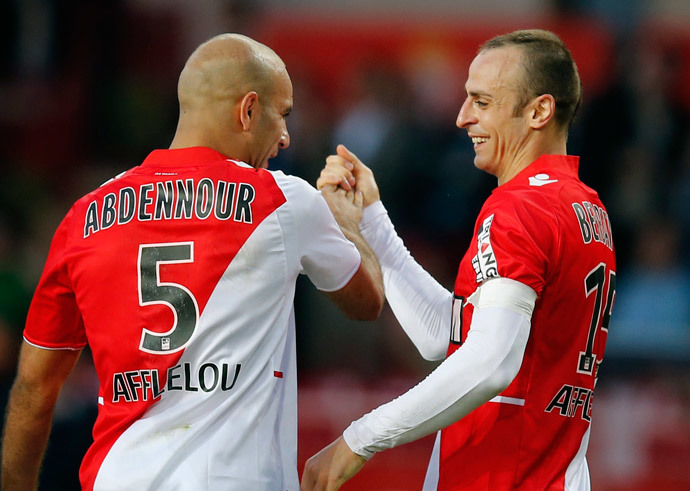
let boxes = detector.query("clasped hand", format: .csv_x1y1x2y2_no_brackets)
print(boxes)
301,145,380,490
317,145,381,237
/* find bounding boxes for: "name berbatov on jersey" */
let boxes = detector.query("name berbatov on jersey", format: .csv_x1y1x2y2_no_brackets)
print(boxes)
83,177,257,238
572,200,613,250
112,362,242,403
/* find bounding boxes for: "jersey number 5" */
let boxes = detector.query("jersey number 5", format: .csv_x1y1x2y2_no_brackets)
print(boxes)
138,242,199,354
578,262,616,376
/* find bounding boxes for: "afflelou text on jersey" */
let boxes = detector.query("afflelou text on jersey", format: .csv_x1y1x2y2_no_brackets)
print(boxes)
112,362,242,403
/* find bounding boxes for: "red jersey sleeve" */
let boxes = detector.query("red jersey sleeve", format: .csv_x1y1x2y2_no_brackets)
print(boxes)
473,191,556,297
24,208,87,349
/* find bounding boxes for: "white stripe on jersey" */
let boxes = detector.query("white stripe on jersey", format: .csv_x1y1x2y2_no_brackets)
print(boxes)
565,425,592,490
422,431,441,491
488,395,526,406
94,214,298,490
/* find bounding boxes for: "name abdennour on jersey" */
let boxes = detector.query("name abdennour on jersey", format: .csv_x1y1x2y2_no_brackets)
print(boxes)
83,177,257,238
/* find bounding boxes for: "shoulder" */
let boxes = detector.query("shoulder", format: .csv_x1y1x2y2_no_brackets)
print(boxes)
74,167,138,206
476,185,561,262
264,169,314,192
263,169,322,208
482,185,557,227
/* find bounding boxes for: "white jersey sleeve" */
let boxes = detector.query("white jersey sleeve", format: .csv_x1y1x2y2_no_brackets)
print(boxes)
360,201,451,360
271,172,361,292
343,278,536,459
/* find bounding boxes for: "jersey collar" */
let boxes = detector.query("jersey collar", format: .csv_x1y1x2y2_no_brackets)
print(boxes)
141,147,245,167
500,154,580,189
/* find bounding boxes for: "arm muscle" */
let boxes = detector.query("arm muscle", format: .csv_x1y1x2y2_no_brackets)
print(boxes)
1,342,81,490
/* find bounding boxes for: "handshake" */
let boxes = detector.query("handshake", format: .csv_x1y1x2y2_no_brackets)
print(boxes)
316,144,381,238
300,145,383,491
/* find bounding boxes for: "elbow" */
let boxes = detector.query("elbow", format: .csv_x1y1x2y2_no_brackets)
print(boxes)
344,289,384,321
415,321,450,360
419,347,447,362
345,309,380,321
484,358,521,397
326,266,385,321
485,374,514,398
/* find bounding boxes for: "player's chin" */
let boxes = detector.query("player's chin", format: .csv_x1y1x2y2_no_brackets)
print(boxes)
257,155,271,169
262,152,279,169
473,156,493,174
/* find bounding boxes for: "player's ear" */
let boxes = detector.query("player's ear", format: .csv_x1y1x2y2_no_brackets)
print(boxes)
239,91,258,131
528,94,555,130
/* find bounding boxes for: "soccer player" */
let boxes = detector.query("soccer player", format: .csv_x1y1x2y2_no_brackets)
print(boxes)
302,29,616,490
1,33,383,490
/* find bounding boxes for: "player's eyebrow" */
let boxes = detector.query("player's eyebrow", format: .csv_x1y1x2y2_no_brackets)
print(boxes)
468,90,492,99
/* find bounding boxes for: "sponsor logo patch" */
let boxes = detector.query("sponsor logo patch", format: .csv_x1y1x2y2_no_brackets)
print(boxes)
528,173,558,187
471,214,499,282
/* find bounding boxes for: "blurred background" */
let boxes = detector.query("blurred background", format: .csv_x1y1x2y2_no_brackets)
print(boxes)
1,0,690,489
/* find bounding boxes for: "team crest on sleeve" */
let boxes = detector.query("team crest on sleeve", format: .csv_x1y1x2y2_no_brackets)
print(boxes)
472,214,499,282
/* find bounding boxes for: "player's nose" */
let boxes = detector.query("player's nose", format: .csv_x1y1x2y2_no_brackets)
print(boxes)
456,97,476,129
279,128,290,149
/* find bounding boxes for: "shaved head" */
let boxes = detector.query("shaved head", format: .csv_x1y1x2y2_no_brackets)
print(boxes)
170,33,293,168
177,33,285,112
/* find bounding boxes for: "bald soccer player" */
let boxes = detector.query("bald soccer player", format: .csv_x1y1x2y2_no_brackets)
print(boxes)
1,34,383,491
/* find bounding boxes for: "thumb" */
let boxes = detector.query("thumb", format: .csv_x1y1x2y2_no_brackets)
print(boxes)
337,144,372,176
336,144,361,166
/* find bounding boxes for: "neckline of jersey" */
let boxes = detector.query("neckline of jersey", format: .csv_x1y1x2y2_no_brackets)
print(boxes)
497,154,580,191
141,147,244,168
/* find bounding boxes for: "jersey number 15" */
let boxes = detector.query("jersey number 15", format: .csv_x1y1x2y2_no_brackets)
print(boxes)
578,262,616,377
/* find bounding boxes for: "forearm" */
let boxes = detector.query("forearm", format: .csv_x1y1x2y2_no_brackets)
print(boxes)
343,227,384,299
332,226,385,320
318,185,384,320
1,342,80,490
1,380,57,490
361,202,451,360
343,304,530,459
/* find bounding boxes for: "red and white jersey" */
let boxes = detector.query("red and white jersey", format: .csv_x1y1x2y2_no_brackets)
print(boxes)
23,147,361,491
440,155,616,489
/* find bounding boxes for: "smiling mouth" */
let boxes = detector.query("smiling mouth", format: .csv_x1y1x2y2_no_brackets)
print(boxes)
471,137,489,145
